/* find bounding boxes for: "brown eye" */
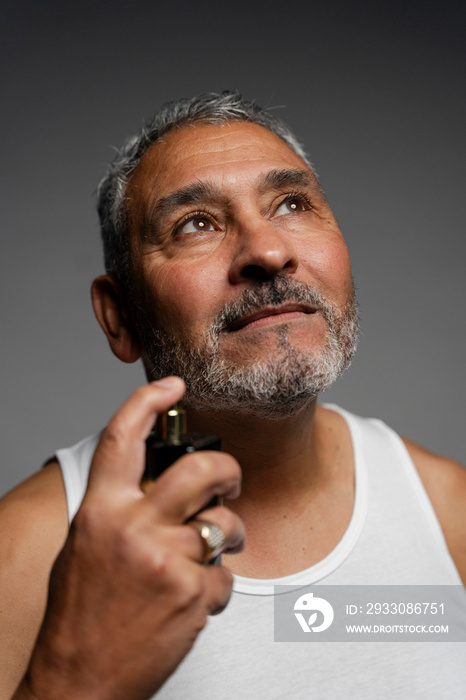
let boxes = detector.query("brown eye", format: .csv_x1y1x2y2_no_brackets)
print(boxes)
275,197,306,217
178,216,214,235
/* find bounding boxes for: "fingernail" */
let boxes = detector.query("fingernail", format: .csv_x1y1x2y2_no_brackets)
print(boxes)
152,376,184,389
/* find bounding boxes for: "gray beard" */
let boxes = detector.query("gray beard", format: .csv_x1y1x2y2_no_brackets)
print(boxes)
135,277,359,419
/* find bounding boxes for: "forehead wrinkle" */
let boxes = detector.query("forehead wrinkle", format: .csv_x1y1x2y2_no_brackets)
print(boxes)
148,168,316,222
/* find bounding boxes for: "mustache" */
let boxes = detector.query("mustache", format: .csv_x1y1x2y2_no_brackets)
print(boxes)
213,276,336,333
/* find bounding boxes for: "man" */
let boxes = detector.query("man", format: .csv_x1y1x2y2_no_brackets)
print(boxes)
1,92,465,699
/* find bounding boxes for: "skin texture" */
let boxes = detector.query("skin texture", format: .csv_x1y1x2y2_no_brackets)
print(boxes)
124,122,354,368
1,121,465,698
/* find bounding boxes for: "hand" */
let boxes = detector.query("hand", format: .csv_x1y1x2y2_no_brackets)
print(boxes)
14,378,244,700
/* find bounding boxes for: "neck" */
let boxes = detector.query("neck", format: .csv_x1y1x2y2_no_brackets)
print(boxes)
186,399,323,506
185,397,356,578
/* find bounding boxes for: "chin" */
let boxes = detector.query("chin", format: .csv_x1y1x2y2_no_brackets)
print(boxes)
180,344,347,420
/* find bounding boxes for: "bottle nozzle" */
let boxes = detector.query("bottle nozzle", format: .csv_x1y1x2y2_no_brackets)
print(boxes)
166,401,187,445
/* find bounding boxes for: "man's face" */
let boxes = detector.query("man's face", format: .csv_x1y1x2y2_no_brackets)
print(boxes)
125,122,358,417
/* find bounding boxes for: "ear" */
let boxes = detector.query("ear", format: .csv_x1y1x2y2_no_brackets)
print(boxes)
91,275,142,363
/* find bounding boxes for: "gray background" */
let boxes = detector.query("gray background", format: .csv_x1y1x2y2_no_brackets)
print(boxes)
1,0,465,497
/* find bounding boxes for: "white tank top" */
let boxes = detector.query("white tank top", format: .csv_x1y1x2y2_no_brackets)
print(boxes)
55,405,465,698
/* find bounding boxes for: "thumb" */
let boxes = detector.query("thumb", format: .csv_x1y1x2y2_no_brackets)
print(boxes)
87,377,185,494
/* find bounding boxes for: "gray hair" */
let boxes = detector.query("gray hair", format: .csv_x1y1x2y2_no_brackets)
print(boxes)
97,91,313,287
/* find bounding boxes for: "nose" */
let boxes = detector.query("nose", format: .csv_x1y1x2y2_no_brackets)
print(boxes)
228,219,299,284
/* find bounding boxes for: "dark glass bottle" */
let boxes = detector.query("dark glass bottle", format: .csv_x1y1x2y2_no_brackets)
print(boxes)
142,402,222,564
142,402,221,487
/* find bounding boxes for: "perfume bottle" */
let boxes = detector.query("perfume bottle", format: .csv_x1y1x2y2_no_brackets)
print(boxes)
142,402,222,487
142,402,222,563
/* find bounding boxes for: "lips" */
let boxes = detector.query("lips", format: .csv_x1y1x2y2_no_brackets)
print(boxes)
226,303,317,332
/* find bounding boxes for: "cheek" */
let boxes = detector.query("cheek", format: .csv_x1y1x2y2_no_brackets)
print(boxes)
142,258,225,334
298,236,353,301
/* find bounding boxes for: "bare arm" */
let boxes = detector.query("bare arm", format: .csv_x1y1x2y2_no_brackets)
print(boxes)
403,438,466,584
2,378,244,700
0,462,68,696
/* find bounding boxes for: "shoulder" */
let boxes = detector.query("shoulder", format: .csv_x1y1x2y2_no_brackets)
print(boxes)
402,438,466,584
0,459,69,541
0,461,69,696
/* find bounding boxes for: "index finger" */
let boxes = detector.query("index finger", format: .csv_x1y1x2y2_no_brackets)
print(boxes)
87,377,186,493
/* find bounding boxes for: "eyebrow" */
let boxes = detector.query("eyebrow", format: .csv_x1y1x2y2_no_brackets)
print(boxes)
152,181,220,220
257,169,317,193
143,181,222,236
143,168,318,236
